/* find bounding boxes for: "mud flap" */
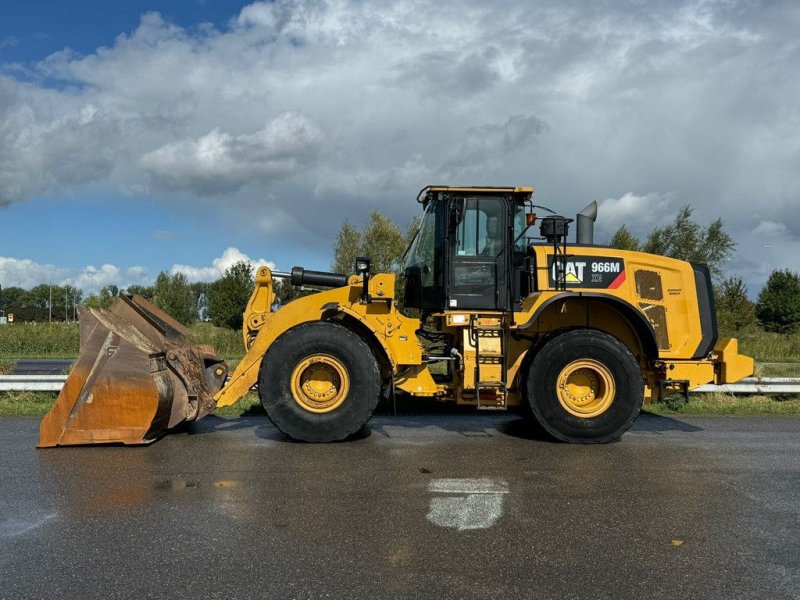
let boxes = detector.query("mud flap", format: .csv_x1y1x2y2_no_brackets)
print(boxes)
38,295,228,447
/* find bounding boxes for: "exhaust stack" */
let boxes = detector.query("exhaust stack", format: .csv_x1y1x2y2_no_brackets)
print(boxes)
576,201,598,245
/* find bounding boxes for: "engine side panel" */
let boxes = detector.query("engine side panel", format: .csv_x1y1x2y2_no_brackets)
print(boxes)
525,246,709,361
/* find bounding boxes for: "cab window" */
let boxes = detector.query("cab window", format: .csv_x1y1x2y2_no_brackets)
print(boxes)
455,197,504,257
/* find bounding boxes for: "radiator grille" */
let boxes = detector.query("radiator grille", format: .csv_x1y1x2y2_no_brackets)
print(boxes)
635,269,663,301
639,303,670,350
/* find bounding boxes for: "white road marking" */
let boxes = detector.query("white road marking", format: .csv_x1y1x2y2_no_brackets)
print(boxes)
428,478,509,495
1,513,58,537
427,478,508,531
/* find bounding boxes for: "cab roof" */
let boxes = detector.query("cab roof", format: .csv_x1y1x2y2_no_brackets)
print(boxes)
417,185,533,205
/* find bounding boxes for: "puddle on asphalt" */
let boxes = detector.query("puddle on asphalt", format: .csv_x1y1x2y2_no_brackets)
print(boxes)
154,479,199,491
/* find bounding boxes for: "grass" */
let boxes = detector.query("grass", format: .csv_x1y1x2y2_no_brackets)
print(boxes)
754,362,800,377
186,323,244,360
0,392,59,417
214,392,264,417
0,321,244,360
649,393,800,416
734,329,800,363
0,390,264,418
0,323,80,358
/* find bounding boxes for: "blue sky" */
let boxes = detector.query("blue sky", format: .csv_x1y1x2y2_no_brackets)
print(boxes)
0,1,241,61
1,1,799,294
1,1,327,289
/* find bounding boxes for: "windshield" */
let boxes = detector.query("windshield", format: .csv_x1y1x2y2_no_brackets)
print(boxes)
404,201,437,286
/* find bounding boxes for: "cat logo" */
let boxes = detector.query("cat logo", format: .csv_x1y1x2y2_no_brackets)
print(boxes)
548,255,626,289
552,261,586,284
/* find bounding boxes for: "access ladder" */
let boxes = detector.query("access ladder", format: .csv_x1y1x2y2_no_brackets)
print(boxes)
469,314,509,410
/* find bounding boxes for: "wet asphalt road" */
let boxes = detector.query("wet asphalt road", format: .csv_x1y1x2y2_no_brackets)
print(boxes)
11,359,73,375
1,412,799,600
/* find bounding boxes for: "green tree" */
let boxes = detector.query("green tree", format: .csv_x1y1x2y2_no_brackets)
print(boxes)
273,279,315,307
208,260,254,330
331,211,410,274
331,211,415,307
0,286,27,309
124,285,155,301
274,279,295,307
331,212,409,275
755,269,800,333
331,219,362,274
103,284,120,298
715,276,756,333
362,212,408,274
59,284,83,321
26,284,52,309
609,225,640,251
83,286,117,310
642,206,735,280
153,272,196,325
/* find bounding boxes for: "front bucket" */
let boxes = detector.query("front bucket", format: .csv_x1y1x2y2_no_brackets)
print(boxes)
38,295,228,447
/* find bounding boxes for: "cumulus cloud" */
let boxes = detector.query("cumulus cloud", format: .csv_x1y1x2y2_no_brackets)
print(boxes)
140,112,325,194
170,247,275,282
0,256,149,293
752,220,789,239
0,248,275,293
596,192,678,240
0,83,120,204
1,1,800,291
0,257,71,289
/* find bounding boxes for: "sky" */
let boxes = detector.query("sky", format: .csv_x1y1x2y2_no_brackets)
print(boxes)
1,0,798,296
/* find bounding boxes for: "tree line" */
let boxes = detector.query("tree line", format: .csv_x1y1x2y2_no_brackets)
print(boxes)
2,206,798,334
608,206,800,334
0,268,256,330
0,284,83,323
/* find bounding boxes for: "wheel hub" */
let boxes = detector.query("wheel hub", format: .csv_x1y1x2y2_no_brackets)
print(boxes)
290,354,350,413
556,359,615,418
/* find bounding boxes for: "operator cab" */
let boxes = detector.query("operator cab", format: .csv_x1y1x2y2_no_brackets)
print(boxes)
403,186,533,312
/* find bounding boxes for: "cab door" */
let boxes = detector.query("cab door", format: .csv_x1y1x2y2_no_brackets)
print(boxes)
447,196,509,310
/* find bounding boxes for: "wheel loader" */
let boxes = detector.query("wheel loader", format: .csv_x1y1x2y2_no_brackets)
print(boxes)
38,185,754,447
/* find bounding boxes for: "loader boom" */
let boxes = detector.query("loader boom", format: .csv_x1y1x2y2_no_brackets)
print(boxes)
215,267,431,410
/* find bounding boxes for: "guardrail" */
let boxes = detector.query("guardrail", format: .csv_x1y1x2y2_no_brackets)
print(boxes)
693,377,800,394
0,375,67,391
1,375,799,394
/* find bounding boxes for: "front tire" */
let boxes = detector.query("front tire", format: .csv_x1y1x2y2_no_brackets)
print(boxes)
258,322,381,442
525,330,643,443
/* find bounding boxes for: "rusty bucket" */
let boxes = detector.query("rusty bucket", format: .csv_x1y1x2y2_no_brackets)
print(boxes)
38,295,228,447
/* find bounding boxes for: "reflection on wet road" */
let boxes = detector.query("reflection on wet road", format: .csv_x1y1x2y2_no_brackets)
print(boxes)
1,412,799,599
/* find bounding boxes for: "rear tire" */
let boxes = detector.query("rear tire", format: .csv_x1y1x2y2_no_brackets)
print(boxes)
525,330,643,443
258,322,381,442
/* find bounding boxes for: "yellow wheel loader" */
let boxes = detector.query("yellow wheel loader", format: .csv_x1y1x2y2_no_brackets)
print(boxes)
38,186,754,447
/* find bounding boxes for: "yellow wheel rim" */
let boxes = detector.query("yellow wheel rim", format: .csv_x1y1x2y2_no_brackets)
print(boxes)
290,354,350,414
556,359,616,418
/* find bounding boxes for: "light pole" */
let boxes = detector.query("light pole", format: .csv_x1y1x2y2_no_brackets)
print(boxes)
49,285,52,323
